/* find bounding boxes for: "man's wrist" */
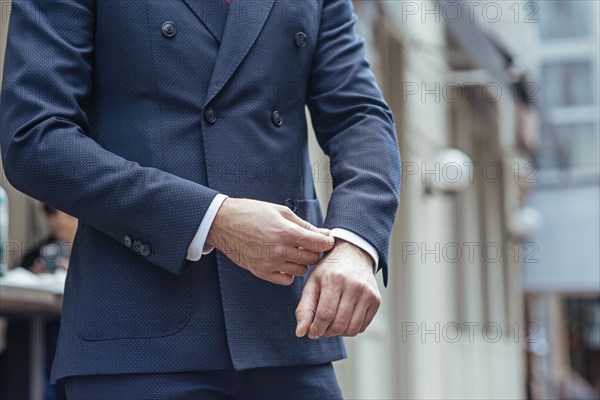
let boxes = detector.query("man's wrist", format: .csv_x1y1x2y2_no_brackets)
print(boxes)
205,197,231,250
186,194,228,261
330,239,374,271
329,228,378,273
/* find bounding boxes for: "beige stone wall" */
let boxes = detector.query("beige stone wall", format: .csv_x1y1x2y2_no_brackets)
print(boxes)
329,2,527,399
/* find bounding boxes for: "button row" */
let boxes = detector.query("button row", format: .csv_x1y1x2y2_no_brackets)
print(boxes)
160,21,307,49
123,235,151,256
204,108,283,127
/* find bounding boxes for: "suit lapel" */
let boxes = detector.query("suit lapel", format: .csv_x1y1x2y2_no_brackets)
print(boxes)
205,0,275,106
182,0,229,42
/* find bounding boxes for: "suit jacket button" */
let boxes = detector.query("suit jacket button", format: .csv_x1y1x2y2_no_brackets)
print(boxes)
285,198,297,212
162,21,176,38
139,244,151,256
132,240,142,252
271,110,283,127
124,235,132,248
205,107,217,124
294,32,307,47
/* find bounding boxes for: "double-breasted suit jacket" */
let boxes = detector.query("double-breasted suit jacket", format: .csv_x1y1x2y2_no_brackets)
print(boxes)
0,0,401,382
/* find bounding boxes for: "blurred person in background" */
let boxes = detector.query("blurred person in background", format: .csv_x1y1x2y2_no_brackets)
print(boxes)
0,204,74,400
21,205,77,274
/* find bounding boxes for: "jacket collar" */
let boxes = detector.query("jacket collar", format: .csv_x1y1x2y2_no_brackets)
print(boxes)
182,0,229,42
204,0,275,106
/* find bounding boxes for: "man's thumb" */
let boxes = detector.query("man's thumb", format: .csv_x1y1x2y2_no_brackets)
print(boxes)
295,279,318,338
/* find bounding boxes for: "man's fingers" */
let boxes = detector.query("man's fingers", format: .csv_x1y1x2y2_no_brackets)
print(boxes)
278,262,309,277
282,209,320,232
359,305,377,333
295,278,318,337
281,211,335,253
267,272,295,286
281,246,320,265
343,301,368,337
323,291,356,337
309,283,342,339
288,225,335,253
318,228,332,236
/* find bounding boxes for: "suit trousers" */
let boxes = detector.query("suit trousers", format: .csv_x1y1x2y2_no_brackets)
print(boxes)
61,363,343,400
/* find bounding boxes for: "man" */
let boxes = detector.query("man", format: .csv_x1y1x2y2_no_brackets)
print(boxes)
0,0,400,398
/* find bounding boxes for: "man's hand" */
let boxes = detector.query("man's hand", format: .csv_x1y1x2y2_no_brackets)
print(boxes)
206,198,335,285
295,239,381,338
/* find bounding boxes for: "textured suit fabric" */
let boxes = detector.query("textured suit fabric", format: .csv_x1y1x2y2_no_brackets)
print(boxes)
62,363,343,399
0,0,401,384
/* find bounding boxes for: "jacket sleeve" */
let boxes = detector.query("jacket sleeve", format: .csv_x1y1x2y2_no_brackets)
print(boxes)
306,0,401,286
0,0,219,275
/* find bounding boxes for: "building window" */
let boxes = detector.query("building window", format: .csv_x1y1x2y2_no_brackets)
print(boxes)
538,123,599,172
539,0,590,40
541,61,593,108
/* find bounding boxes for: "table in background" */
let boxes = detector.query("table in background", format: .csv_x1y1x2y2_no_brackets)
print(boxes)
1,284,63,400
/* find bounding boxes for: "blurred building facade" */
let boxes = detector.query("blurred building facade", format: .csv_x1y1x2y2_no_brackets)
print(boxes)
309,1,541,398
522,1,600,399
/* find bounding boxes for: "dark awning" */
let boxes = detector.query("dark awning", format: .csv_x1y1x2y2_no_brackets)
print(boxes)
439,0,536,104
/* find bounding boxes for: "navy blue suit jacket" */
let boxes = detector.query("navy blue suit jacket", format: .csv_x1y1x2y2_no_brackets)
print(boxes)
0,0,400,382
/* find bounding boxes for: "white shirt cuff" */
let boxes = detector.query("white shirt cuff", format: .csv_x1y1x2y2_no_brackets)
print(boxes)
186,194,228,262
330,228,379,273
